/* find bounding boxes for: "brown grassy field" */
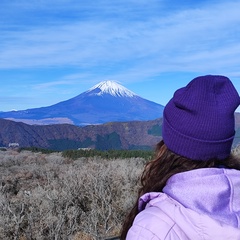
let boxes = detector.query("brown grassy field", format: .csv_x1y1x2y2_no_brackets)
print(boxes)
0,149,146,240
1,146,240,240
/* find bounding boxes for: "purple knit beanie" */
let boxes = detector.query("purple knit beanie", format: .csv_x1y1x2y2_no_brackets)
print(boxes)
162,75,240,160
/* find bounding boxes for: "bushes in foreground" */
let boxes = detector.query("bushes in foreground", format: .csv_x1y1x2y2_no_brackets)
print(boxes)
0,150,145,239
4,145,240,239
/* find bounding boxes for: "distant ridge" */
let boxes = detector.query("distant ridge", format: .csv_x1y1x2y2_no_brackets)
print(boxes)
0,118,163,150
0,80,164,126
1,115,240,151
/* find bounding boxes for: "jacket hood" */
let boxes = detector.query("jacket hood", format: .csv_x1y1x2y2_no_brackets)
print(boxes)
162,168,240,227
135,169,240,240
137,192,240,240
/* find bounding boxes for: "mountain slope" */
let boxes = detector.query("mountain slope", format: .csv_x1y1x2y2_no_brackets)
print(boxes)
0,118,163,150
1,115,240,151
0,81,164,125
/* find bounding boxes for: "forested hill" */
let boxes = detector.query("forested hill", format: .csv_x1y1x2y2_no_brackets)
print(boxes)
1,113,240,151
0,118,163,151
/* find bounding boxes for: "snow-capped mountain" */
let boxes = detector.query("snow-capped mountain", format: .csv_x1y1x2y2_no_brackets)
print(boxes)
86,80,137,97
0,80,164,125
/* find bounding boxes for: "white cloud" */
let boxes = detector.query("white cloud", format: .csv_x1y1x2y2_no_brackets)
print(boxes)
34,80,78,89
0,0,240,76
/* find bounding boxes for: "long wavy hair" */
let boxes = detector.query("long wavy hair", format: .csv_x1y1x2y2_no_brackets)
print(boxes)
120,140,240,239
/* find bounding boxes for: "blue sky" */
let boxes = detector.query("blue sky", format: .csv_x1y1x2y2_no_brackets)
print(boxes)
1,0,240,112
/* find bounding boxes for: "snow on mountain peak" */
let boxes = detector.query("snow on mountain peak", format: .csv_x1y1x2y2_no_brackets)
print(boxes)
87,80,137,97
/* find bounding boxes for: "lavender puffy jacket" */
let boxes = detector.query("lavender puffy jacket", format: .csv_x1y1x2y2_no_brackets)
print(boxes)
126,168,240,240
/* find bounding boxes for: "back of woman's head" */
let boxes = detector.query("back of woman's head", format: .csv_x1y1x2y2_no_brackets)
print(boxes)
120,76,240,239
120,140,240,239
148,76,240,194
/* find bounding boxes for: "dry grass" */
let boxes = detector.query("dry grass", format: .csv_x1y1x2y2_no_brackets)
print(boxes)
0,149,145,240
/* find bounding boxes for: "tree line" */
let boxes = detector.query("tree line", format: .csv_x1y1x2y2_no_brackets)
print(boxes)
18,147,154,161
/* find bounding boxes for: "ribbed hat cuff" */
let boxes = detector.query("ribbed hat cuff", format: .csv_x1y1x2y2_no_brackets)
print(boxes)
162,117,234,161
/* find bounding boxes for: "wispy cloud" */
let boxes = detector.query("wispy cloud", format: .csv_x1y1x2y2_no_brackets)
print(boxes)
34,80,78,89
1,0,240,111
1,0,239,76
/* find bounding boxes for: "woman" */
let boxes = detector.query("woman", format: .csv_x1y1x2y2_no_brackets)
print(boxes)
121,75,240,239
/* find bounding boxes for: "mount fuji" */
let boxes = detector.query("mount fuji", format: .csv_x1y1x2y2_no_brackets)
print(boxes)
0,81,164,125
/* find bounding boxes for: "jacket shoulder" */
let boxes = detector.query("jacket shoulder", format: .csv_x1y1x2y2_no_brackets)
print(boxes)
126,205,185,240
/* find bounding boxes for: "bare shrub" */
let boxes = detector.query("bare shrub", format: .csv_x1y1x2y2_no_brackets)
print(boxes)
0,150,145,239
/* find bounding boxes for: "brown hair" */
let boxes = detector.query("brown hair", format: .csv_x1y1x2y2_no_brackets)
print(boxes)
120,140,240,239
